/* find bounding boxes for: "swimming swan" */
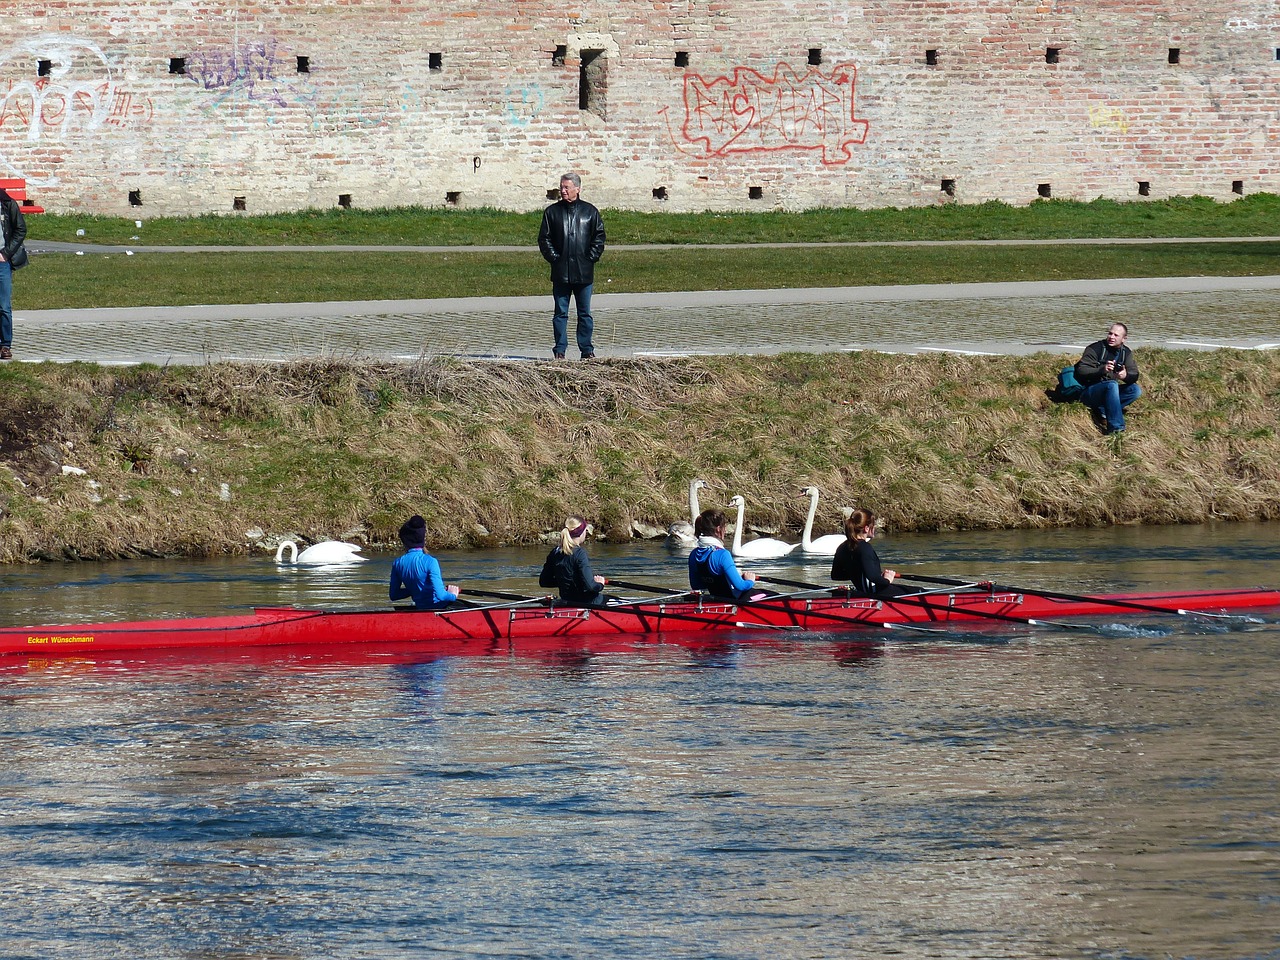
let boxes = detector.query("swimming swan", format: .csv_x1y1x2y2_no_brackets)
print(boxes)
728,495,798,560
274,540,366,566
667,478,708,545
798,486,846,556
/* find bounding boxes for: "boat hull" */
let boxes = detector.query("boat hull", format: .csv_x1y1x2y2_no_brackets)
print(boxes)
3,587,1279,659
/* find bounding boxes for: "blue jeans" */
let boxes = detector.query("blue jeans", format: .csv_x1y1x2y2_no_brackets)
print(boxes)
0,262,11,348
1082,379,1142,431
552,282,594,356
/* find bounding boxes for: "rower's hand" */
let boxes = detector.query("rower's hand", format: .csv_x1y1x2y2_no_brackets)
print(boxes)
593,575,606,585
448,584,461,595
885,569,897,582
744,572,758,583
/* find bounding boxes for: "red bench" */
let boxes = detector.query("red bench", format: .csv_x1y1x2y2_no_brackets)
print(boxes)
0,178,44,214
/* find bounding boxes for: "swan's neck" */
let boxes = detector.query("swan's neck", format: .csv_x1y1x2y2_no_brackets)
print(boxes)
802,490,819,549
731,501,745,552
688,483,702,522
275,540,297,563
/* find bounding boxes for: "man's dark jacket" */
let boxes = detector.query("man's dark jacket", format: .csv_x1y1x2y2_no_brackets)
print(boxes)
537,198,605,286
1074,339,1139,387
0,190,27,267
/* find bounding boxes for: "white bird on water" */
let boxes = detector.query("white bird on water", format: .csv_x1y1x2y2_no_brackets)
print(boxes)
274,540,366,566
798,486,847,556
667,478,708,545
728,495,798,560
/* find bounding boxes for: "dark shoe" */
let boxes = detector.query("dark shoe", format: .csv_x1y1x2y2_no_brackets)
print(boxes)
0,346,11,360
582,353,595,360
1088,407,1107,433
553,352,565,360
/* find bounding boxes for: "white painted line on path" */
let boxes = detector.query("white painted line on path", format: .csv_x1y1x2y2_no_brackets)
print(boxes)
1168,339,1226,347
917,347,1002,356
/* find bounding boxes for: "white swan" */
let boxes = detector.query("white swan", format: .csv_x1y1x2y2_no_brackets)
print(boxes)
728,495,798,560
798,486,847,556
274,539,366,566
667,478,708,545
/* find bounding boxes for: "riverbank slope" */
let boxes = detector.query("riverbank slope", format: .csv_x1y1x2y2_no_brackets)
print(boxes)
1,351,1275,562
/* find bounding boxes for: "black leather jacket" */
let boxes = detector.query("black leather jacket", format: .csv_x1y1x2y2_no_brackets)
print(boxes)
538,198,605,286
1075,339,1139,387
0,191,26,265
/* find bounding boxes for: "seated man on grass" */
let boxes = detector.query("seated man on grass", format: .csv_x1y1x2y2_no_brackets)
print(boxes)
1075,322,1142,434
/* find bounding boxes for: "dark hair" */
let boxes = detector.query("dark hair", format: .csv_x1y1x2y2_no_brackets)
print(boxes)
1110,322,1128,337
694,507,726,538
844,508,877,539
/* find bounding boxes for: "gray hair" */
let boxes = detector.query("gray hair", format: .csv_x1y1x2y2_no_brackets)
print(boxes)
560,172,582,189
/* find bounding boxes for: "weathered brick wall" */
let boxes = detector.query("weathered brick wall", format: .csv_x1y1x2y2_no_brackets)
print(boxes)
1,1,1276,216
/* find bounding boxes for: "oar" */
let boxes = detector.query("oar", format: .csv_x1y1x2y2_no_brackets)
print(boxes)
756,574,1094,631
724,587,948,634
896,572,1245,620
466,588,553,605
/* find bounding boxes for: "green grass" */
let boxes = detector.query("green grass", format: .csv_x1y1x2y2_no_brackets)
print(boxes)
33,193,1280,246
18,240,1280,310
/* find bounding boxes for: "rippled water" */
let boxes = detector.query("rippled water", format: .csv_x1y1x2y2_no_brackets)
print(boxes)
1,525,1278,960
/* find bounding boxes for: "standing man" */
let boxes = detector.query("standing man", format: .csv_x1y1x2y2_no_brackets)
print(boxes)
1075,322,1142,434
0,186,27,360
537,172,606,360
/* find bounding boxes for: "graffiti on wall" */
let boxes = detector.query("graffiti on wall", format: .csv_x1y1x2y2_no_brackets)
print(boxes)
1088,104,1131,135
675,62,870,164
502,84,546,127
188,39,295,109
0,37,153,182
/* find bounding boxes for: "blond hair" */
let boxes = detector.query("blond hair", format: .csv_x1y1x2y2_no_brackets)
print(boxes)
559,515,589,553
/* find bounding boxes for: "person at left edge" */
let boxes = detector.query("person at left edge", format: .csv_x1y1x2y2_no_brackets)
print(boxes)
539,515,611,607
390,515,463,609
0,186,28,361
537,171,605,361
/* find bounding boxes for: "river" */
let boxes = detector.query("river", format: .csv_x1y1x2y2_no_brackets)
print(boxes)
1,524,1278,959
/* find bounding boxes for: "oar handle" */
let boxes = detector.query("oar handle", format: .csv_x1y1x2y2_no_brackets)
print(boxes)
467,588,549,604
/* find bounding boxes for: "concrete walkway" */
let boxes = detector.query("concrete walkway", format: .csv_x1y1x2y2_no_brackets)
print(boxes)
15,242,1280,364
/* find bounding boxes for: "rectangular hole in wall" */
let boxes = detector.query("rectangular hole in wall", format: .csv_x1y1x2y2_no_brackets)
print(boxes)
808,48,823,66
925,49,938,66
552,45,567,66
1275,48,1280,61
169,57,186,75
128,190,142,207
940,178,956,196
1037,183,1052,199
652,186,668,201
1045,47,1060,64
1137,181,1151,196
233,196,246,211
296,56,310,74
429,52,442,71
1232,179,1244,195
579,49,607,118
674,51,689,68
445,191,461,206
1168,47,1181,64
337,194,352,209
748,186,764,200
37,59,52,77
546,188,559,201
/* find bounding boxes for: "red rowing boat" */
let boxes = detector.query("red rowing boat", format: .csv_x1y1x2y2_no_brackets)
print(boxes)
4,585,1278,659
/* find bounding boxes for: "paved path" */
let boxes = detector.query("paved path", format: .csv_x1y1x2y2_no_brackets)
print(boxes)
16,242,1280,364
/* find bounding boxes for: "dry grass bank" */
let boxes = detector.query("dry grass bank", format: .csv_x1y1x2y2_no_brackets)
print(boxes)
0,351,1276,562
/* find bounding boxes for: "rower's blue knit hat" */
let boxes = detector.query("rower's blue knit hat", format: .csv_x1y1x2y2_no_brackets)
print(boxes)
399,515,426,548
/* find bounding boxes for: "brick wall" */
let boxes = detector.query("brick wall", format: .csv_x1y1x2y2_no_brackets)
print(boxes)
1,0,1276,216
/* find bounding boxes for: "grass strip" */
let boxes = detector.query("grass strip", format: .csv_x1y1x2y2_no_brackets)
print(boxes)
19,241,1280,310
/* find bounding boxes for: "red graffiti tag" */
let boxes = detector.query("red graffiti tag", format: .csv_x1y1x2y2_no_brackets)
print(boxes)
681,62,870,164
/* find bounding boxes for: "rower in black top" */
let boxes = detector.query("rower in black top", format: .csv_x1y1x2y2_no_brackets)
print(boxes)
830,507,913,598
539,515,613,607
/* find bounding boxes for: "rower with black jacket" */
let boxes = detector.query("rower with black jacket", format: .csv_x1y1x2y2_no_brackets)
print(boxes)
1074,322,1142,435
539,515,611,607
831,508,912,598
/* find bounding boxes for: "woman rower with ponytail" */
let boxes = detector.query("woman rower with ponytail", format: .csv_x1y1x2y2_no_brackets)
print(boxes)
539,515,612,607
831,507,912,598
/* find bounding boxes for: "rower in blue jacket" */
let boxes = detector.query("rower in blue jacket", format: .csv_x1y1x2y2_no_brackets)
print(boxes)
688,508,771,602
390,515,463,609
